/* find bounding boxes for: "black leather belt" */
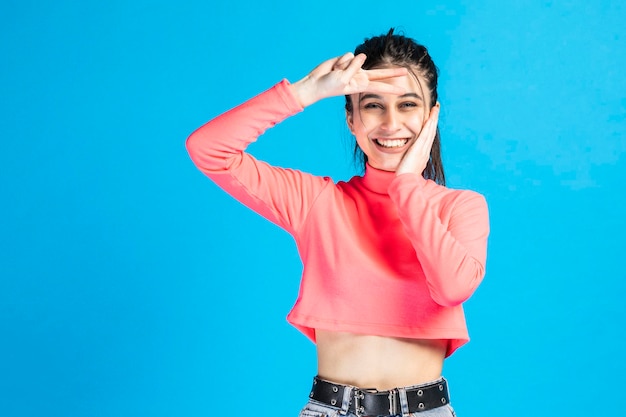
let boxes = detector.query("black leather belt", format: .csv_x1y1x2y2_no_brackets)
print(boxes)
309,377,450,416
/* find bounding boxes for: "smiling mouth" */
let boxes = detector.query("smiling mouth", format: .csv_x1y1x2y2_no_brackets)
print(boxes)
373,138,410,148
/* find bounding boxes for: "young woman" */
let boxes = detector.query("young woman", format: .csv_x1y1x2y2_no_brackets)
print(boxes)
187,29,489,417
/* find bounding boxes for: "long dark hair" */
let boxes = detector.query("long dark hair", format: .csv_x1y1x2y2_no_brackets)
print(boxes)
345,28,445,185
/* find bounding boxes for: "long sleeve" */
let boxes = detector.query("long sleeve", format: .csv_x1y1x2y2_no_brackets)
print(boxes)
186,80,333,234
388,173,490,307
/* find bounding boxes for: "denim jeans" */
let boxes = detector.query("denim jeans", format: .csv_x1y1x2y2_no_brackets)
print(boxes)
299,378,456,417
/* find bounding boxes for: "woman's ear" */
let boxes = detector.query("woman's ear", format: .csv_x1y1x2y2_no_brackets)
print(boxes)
346,110,354,134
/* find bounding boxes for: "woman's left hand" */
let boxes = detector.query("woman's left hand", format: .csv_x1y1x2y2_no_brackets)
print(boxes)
395,103,440,176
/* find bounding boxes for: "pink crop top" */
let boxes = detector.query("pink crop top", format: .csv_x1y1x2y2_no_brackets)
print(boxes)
186,80,489,356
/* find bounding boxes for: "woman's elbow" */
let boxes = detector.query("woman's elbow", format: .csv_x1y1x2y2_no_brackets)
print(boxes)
185,132,224,172
429,268,484,307
431,288,471,307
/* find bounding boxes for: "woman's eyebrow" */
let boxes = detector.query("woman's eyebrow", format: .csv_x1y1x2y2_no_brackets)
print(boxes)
359,93,382,102
401,93,423,101
359,92,423,102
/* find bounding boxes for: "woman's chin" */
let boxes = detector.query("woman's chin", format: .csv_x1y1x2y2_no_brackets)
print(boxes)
368,160,401,172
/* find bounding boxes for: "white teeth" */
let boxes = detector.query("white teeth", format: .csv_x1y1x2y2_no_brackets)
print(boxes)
375,138,409,148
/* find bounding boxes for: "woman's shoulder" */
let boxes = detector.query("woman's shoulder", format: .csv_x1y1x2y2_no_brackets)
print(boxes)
426,180,488,209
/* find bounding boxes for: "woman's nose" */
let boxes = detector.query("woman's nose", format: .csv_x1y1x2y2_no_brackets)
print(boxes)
380,109,401,131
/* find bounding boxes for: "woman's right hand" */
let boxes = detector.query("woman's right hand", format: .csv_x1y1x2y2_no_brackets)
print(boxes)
290,53,408,108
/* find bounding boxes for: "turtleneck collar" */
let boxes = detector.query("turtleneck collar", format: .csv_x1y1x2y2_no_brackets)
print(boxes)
361,163,397,194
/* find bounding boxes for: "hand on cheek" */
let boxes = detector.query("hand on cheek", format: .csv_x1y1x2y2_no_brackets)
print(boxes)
395,103,440,176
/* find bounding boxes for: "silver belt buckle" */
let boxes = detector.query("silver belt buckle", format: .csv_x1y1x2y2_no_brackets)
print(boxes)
353,390,365,417
388,389,398,415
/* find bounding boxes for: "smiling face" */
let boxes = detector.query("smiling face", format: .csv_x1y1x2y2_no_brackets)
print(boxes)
347,69,432,172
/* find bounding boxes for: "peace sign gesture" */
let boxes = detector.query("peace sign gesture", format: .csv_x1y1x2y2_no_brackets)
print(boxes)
290,53,408,108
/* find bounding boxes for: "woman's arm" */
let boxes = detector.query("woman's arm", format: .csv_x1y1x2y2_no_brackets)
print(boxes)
388,102,489,307
187,53,409,233
389,176,489,307
186,80,331,234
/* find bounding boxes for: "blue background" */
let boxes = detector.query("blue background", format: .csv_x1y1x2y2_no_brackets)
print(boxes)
1,1,625,416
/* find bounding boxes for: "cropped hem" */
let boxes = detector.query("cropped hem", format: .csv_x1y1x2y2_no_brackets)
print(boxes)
287,314,469,357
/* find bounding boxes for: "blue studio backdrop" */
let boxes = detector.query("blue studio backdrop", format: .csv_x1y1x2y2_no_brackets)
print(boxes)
1,1,625,416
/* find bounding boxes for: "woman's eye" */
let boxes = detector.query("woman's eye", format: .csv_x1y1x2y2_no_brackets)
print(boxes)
399,102,418,109
363,102,383,110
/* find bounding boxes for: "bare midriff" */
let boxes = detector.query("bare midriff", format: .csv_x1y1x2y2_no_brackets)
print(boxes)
315,329,448,391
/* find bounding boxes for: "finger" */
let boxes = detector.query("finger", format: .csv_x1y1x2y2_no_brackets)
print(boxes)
430,102,441,118
310,55,344,77
422,103,440,126
426,111,439,137
361,81,406,96
413,112,437,154
333,52,354,70
396,106,440,175
342,53,367,79
365,67,408,81
420,110,439,147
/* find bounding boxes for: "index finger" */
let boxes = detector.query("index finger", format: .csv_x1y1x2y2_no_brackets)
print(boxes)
363,81,407,96
365,67,408,81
